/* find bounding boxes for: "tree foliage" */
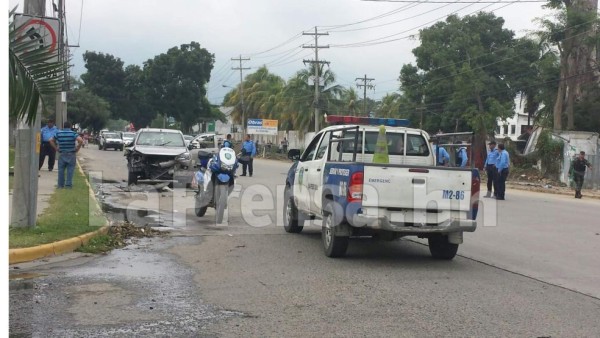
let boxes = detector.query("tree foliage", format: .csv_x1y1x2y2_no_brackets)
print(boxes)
81,51,126,118
67,88,111,132
144,42,215,131
540,0,600,130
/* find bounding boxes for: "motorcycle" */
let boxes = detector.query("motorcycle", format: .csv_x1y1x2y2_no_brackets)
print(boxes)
194,147,238,224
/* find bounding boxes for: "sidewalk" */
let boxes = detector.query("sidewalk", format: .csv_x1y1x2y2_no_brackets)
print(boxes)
9,162,109,264
8,167,57,221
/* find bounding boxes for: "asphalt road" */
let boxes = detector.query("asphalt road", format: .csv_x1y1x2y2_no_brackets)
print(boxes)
9,146,600,337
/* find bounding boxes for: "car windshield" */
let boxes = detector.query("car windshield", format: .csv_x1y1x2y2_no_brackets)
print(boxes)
135,131,185,147
184,135,194,141
123,133,135,138
104,133,120,139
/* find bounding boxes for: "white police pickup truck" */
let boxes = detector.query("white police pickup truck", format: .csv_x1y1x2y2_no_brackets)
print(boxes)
283,116,479,259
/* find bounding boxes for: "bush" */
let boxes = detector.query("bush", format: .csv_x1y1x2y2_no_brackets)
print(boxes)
536,130,564,179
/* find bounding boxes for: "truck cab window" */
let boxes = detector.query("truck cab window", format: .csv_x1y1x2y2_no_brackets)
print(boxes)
315,132,331,160
301,133,323,161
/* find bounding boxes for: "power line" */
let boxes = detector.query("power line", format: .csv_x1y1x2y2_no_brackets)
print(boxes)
329,1,458,33
331,0,496,48
362,0,546,2
319,2,422,30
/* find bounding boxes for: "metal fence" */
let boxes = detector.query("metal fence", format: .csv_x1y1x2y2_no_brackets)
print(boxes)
583,150,599,189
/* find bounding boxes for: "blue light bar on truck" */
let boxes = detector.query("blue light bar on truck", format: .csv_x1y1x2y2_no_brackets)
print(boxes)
326,115,410,127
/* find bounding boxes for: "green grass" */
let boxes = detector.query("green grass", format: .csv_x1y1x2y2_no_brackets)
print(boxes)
9,164,107,248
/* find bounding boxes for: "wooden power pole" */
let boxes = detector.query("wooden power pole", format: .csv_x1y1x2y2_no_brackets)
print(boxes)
303,27,329,132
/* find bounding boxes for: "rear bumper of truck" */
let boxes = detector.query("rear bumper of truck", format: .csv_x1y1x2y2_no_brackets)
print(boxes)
351,214,477,234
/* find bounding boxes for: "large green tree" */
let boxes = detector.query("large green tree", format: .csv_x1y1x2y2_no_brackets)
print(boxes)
81,51,126,118
67,88,111,132
144,42,215,131
122,64,155,129
402,13,540,165
539,1,599,130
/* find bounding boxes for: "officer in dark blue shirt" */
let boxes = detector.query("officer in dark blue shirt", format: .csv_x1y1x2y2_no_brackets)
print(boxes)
39,119,58,171
484,141,499,198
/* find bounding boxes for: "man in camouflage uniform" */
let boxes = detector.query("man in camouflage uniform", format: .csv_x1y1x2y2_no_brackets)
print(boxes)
571,151,593,199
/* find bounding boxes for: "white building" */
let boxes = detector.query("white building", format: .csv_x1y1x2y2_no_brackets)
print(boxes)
495,94,535,141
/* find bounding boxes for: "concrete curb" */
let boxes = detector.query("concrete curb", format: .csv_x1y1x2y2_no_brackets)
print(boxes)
9,160,111,265
9,226,110,264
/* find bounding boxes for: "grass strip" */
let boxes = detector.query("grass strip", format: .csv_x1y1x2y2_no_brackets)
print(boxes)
9,163,107,248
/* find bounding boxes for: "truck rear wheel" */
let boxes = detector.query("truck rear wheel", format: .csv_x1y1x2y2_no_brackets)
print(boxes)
428,235,458,260
283,187,303,233
322,203,349,258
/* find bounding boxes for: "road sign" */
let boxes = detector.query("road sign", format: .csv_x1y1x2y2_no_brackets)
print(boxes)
247,119,278,135
13,14,60,62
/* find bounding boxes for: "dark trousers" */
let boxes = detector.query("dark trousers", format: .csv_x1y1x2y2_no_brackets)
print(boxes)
496,168,508,199
242,158,253,176
486,165,496,193
39,142,56,170
574,173,584,197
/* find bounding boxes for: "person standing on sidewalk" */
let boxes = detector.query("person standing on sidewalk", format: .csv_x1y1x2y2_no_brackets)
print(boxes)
49,121,83,189
241,135,257,177
39,119,58,171
495,143,510,200
570,151,593,199
484,141,499,198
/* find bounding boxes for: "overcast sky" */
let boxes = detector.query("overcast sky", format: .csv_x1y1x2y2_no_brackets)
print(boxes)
9,0,554,105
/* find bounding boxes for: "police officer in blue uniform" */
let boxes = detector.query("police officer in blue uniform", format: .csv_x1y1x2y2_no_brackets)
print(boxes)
39,119,58,171
484,141,499,198
495,143,510,200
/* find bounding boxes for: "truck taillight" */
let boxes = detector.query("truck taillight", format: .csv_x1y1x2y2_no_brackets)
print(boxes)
470,170,480,220
348,171,364,202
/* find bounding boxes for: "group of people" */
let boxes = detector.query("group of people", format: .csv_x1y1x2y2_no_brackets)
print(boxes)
431,140,470,168
38,119,84,189
483,141,511,200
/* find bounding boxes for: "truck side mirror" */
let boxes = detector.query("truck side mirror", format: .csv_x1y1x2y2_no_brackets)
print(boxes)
287,149,301,161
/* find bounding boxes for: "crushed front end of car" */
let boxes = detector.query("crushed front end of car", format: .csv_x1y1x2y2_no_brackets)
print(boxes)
126,149,192,186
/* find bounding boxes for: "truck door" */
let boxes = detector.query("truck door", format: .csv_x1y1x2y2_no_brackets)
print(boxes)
307,131,331,214
294,133,323,213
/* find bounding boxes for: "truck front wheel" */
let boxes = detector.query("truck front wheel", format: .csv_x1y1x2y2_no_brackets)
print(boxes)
283,188,304,233
428,235,458,260
322,203,349,258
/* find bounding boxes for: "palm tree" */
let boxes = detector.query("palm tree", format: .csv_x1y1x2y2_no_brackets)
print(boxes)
9,8,66,124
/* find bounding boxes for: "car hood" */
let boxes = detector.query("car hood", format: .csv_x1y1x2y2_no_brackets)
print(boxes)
132,145,187,156
106,138,123,142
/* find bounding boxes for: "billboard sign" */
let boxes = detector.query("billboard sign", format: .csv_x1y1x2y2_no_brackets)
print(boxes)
247,119,278,135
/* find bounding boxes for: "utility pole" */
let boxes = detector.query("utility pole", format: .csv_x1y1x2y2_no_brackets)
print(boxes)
355,74,375,116
231,55,250,138
11,0,45,228
303,27,329,132
55,0,67,129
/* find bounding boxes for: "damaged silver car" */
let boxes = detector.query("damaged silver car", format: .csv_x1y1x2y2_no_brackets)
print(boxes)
125,128,192,186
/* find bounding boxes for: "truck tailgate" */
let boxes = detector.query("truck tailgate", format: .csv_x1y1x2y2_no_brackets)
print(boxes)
362,165,473,212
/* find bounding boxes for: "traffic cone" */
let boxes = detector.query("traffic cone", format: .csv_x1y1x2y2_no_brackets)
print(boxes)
372,125,389,164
